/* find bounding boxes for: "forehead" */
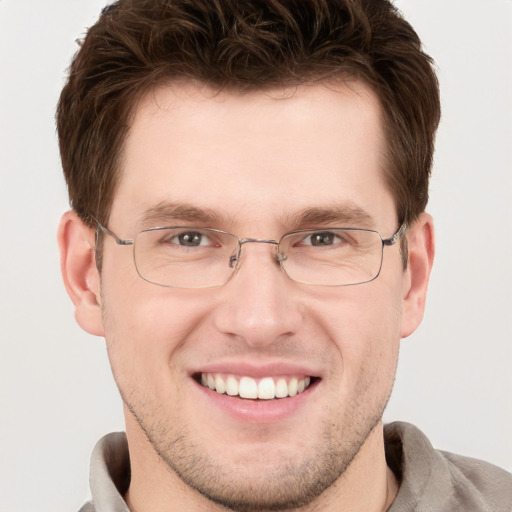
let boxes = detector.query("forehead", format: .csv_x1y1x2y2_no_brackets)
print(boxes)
111,80,394,232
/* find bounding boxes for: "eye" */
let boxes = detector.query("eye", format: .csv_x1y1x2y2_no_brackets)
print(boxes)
169,231,212,247
301,231,343,247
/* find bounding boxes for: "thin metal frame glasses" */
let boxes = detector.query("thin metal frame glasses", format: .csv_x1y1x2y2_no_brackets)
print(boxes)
96,222,407,289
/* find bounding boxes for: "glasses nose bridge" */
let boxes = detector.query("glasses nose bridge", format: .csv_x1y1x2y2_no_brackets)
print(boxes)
229,237,281,269
239,237,279,247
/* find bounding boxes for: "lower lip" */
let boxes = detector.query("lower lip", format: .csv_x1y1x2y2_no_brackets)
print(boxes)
194,379,318,424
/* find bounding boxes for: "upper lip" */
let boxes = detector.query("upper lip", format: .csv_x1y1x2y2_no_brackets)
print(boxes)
191,359,321,379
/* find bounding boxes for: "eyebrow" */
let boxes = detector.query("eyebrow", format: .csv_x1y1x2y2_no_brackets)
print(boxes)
285,204,376,230
136,201,375,232
137,201,221,228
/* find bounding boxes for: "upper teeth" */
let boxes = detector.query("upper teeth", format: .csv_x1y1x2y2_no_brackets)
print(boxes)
200,373,311,400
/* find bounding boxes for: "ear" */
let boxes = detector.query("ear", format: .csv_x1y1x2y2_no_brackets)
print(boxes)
57,210,104,336
400,212,435,338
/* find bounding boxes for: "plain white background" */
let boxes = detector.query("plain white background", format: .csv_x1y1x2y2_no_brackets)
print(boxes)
0,1,511,511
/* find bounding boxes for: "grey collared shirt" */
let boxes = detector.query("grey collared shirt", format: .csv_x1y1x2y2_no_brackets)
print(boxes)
79,422,512,511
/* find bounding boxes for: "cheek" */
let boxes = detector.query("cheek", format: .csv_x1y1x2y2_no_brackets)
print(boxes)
100,277,211,390
313,278,403,387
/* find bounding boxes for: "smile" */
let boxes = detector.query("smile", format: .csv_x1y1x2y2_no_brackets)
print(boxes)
199,373,313,400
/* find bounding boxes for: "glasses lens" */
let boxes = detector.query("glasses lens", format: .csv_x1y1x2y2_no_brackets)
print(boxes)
134,227,239,288
279,228,384,286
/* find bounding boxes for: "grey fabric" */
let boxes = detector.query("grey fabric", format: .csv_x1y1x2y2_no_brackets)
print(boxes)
78,432,130,512
79,422,512,511
385,423,512,512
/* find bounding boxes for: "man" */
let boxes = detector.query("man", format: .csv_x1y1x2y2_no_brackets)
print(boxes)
56,1,512,511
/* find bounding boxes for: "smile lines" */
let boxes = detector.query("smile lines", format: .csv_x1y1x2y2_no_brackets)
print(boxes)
200,373,312,400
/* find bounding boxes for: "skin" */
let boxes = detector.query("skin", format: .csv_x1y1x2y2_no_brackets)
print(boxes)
59,80,434,511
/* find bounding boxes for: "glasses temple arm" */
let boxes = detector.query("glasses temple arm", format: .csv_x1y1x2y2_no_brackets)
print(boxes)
95,221,134,246
382,223,408,246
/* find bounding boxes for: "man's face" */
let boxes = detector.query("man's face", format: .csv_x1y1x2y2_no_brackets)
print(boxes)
91,81,416,509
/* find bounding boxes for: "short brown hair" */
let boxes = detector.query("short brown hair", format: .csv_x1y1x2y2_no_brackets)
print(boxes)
57,0,440,229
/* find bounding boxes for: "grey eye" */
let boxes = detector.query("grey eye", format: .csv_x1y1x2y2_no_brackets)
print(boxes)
307,232,339,246
173,231,206,247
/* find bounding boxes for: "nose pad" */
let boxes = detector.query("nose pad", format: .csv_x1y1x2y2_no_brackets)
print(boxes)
228,241,246,269
277,252,287,263
229,252,238,269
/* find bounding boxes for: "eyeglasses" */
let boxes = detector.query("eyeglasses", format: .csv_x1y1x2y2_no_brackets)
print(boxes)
95,222,407,288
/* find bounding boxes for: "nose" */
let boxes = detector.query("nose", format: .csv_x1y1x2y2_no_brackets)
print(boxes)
212,241,303,348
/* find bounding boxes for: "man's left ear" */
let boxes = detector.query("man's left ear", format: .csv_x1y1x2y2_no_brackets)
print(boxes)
400,212,435,338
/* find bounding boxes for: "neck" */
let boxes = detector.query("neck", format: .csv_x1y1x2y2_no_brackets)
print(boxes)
124,414,397,512
290,422,398,512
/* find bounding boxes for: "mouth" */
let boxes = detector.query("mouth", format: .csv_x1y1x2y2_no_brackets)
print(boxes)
196,373,316,400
